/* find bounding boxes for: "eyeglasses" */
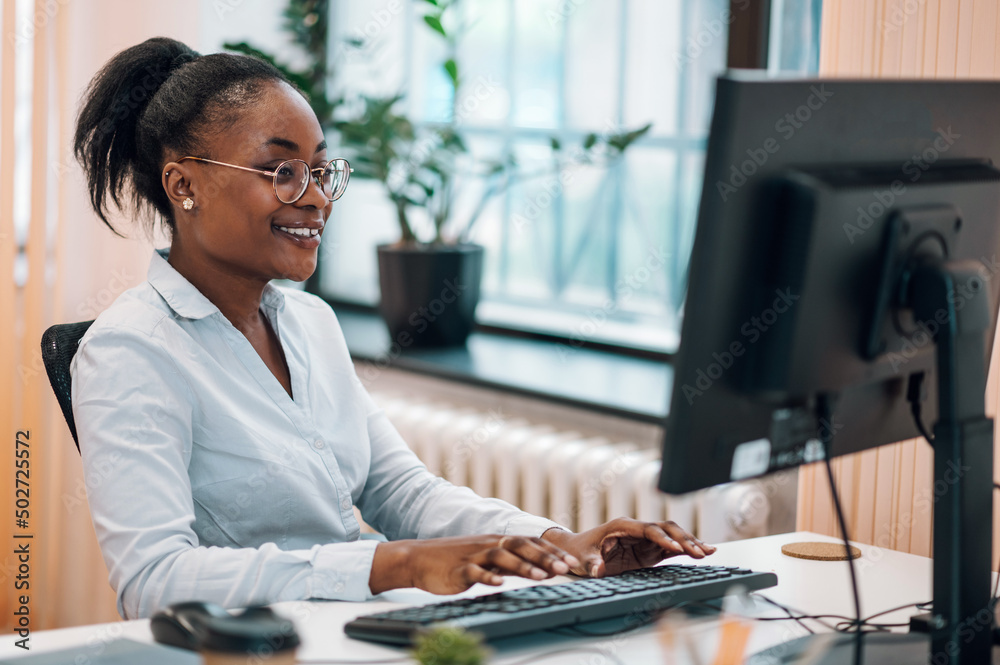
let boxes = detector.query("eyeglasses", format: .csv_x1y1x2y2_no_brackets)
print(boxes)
177,156,352,204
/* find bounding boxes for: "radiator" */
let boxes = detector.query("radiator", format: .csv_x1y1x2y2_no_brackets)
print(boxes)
370,391,771,540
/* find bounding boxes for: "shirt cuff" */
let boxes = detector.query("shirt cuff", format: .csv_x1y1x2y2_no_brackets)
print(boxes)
503,514,568,538
309,539,380,601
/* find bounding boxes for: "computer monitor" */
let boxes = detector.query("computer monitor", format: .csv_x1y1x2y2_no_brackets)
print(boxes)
660,73,1000,664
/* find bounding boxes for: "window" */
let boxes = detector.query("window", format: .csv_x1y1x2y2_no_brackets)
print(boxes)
317,0,820,353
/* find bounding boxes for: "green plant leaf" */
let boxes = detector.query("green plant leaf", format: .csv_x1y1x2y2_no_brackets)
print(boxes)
444,59,459,89
482,160,506,175
408,174,437,198
621,122,653,146
422,0,439,5
440,129,467,151
608,122,653,152
424,14,447,37
583,133,598,150
550,137,561,151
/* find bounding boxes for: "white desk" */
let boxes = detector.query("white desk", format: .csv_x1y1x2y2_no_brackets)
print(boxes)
0,532,936,663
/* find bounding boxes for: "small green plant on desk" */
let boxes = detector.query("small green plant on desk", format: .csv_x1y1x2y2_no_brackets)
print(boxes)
410,626,490,665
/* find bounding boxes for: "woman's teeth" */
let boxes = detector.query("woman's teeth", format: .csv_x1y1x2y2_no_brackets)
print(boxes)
275,226,319,238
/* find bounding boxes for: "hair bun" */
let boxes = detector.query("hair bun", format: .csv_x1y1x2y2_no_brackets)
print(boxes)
146,38,202,91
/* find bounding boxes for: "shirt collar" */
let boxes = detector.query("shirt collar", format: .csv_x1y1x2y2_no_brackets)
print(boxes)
148,248,286,320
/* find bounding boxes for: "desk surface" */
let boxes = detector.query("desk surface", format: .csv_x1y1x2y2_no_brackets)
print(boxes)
0,531,936,663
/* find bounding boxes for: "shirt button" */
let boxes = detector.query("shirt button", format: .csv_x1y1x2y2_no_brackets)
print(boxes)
340,497,352,510
313,439,325,450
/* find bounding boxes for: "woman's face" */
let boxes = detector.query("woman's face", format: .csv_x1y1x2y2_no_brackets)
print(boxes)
172,80,333,283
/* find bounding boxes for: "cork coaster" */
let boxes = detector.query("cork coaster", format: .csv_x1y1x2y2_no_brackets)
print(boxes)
781,542,861,561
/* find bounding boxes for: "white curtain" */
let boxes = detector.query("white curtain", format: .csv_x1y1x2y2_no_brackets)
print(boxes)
1,0,197,632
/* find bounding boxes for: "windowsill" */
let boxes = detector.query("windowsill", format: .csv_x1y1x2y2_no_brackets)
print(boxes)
334,308,672,424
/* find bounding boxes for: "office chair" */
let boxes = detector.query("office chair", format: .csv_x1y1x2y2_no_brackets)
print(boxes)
41,320,95,453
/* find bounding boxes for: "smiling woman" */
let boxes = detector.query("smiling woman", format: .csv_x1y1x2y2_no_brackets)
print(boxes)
69,36,712,621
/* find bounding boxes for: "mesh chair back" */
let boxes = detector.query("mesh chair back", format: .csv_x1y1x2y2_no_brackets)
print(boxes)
41,321,95,453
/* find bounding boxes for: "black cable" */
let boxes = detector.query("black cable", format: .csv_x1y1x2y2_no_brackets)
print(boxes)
817,393,863,664
857,600,928,626
753,593,843,633
753,594,820,634
754,594,927,635
834,619,908,632
907,373,935,443
910,402,935,442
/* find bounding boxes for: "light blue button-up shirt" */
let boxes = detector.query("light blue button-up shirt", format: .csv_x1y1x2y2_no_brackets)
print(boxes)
71,249,560,620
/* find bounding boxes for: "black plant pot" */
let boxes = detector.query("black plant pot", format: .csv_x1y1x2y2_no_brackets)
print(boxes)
377,243,484,348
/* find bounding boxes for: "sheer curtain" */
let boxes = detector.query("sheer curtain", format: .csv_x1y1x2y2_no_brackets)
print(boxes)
796,0,1000,564
1,0,197,632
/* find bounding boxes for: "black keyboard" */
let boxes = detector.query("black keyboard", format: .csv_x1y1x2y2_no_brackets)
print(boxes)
345,564,778,645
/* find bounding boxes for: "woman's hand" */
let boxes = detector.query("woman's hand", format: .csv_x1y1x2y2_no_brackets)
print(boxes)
369,535,582,595
540,518,716,578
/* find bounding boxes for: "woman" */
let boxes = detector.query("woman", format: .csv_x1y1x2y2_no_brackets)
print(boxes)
71,37,714,621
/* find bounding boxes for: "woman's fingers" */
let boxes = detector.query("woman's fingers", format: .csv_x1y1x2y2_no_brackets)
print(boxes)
541,537,580,570
504,536,579,574
410,523,712,596
483,545,554,580
460,562,504,588
659,521,716,558
641,522,697,557
587,518,717,571
531,535,582,570
470,535,586,582
585,553,605,578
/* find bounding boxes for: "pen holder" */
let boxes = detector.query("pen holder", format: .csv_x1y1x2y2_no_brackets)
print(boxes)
199,607,300,665
657,605,754,665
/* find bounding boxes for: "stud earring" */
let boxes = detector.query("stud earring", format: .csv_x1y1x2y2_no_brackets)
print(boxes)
182,198,194,211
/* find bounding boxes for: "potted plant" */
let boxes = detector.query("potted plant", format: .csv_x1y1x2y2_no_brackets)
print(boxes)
230,0,652,347
333,89,486,347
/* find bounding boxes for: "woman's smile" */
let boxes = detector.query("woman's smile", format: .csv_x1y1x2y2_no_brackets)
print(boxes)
272,223,322,248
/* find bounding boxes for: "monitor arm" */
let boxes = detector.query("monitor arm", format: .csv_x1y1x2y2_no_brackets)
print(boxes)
907,259,995,665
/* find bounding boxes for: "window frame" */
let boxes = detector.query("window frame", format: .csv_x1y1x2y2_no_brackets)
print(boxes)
310,0,796,357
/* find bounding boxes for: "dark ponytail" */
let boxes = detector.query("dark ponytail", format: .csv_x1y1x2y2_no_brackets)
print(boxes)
74,37,292,236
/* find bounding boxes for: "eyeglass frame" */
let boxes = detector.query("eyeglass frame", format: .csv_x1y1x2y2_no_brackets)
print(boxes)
175,156,353,204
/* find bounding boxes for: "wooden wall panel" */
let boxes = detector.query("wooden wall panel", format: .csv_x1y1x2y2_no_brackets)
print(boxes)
799,0,1000,567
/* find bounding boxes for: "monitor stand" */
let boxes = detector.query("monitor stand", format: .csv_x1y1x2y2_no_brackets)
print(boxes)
750,258,997,665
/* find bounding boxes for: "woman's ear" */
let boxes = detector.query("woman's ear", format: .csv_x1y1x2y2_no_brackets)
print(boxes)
162,162,195,211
